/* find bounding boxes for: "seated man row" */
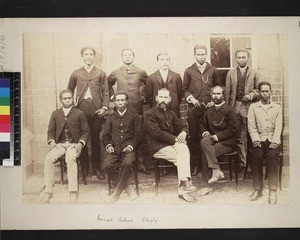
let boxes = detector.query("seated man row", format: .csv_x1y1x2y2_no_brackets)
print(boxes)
40,82,282,205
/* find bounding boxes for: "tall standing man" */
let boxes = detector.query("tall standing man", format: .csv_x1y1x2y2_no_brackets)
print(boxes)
146,52,182,117
225,49,261,170
40,89,90,204
107,48,150,175
182,44,220,176
102,91,143,203
247,81,282,204
68,47,109,180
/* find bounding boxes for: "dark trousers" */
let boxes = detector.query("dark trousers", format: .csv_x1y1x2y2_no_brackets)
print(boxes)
102,150,136,197
201,137,233,182
77,99,102,173
187,105,207,170
251,140,280,191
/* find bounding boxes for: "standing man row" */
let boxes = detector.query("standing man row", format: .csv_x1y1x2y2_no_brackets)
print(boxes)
67,45,261,182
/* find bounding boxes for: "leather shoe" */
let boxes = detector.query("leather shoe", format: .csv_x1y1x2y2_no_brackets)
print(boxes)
105,194,119,203
69,191,78,204
94,170,105,180
139,168,151,175
249,190,263,201
268,190,277,204
178,193,198,203
125,185,137,201
191,166,199,176
39,192,53,204
179,179,196,192
208,170,224,184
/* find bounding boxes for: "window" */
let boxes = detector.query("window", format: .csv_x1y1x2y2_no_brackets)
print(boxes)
210,35,253,86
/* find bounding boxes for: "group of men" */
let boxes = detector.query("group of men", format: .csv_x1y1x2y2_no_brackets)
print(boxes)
39,44,283,205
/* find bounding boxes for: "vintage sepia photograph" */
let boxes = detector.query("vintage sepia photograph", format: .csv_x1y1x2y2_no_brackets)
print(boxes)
1,17,299,230
22,33,289,205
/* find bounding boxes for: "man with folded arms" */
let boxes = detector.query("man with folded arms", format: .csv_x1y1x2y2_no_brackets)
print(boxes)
102,91,143,203
144,88,197,202
200,86,239,184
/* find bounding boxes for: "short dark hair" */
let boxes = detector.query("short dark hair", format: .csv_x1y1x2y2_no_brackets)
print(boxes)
114,91,129,101
80,46,96,56
59,89,73,100
194,44,207,54
121,48,135,57
258,81,272,91
235,49,250,57
156,52,169,61
211,85,225,96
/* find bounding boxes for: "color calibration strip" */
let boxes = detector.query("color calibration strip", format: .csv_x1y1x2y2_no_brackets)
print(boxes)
0,72,21,166
0,78,10,161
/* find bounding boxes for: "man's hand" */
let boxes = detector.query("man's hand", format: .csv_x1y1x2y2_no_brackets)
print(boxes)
253,141,261,148
74,143,83,157
190,97,201,108
242,94,252,102
122,145,133,153
141,96,146,103
95,108,106,117
210,134,218,142
176,131,187,143
269,142,279,149
206,101,215,108
49,141,57,149
202,131,211,138
106,145,115,154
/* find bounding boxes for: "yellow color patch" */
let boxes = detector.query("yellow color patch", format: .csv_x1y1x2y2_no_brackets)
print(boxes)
0,106,10,115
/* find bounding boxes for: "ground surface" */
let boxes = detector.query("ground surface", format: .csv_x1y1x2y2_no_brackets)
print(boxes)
23,166,290,205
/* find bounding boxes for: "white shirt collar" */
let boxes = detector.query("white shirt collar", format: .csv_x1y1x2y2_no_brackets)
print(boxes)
117,108,128,116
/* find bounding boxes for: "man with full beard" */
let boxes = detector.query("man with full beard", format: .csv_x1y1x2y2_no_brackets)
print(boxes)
144,88,197,202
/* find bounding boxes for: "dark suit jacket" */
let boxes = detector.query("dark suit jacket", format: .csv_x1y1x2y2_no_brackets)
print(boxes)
68,66,109,110
47,106,90,144
107,65,148,115
183,62,219,105
144,106,188,156
199,103,238,147
102,108,143,154
146,69,182,116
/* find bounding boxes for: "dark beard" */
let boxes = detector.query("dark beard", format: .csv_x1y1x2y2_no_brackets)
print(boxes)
158,102,168,109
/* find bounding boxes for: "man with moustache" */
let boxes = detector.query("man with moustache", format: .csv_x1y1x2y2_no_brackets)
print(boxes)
182,44,220,176
102,91,143,203
200,86,239,184
68,47,109,180
40,89,90,204
107,48,150,175
248,81,282,204
146,52,182,117
225,49,261,170
144,88,197,202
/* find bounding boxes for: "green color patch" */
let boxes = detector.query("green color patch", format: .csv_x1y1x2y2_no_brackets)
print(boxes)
0,97,10,106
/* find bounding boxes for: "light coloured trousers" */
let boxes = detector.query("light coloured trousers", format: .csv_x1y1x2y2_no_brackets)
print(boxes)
44,143,78,193
153,143,191,184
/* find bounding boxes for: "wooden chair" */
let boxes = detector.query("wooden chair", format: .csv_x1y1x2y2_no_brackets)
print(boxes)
153,157,177,196
55,148,88,194
217,151,240,190
107,160,139,196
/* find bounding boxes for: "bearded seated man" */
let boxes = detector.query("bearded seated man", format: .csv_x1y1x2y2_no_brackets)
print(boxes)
144,88,197,202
